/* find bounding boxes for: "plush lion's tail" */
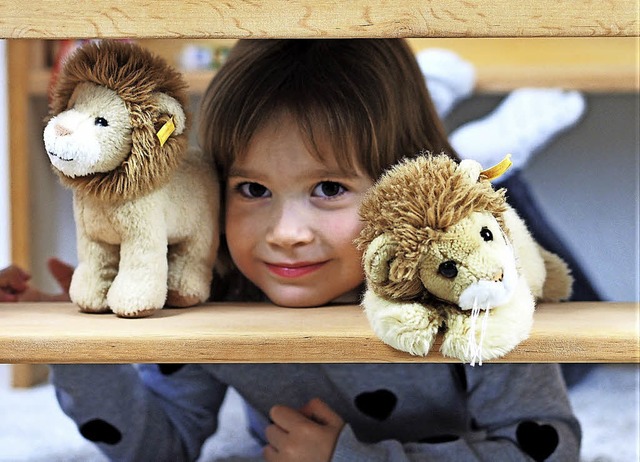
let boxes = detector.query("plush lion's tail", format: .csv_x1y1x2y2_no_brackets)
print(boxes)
538,246,574,302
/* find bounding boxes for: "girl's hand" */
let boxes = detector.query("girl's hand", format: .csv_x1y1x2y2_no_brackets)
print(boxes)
0,265,31,301
264,398,345,462
2,258,74,302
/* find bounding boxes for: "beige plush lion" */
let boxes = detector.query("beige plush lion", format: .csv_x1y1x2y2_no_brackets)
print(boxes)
356,154,572,363
43,41,219,318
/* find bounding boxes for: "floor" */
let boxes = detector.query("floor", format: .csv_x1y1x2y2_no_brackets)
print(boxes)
0,364,638,462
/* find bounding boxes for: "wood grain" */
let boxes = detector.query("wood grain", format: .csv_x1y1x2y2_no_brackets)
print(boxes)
0,0,637,39
1,302,637,363
7,40,31,270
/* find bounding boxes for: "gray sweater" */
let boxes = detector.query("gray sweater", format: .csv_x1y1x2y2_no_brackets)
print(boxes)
51,363,580,461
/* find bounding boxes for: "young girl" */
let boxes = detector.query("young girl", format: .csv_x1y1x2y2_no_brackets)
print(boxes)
6,39,580,461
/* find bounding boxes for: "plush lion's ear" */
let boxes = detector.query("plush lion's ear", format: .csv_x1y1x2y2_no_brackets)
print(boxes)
363,234,398,284
363,234,420,284
457,159,483,183
154,93,187,135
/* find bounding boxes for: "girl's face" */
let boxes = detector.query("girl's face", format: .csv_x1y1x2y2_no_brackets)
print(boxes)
225,114,373,307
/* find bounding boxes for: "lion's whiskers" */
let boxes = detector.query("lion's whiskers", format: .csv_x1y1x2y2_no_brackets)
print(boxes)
467,298,491,366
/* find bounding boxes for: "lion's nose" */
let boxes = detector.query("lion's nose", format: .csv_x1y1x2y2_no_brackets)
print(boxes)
54,124,72,137
492,271,504,282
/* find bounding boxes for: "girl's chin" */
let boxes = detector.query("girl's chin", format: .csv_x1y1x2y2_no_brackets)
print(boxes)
262,288,334,308
262,285,362,308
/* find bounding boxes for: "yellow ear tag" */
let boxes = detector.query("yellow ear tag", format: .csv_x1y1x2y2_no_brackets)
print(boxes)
156,117,176,147
481,154,512,181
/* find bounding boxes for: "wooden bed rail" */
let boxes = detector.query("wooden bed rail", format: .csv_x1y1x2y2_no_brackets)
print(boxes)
0,0,638,39
1,302,637,363
2,1,637,384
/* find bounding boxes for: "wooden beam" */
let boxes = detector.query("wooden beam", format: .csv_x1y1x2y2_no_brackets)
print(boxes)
11,364,49,388
1,302,637,363
7,40,30,270
0,0,637,39
409,37,640,93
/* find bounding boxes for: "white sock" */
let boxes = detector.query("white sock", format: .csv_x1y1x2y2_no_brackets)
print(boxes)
417,48,476,118
450,88,586,175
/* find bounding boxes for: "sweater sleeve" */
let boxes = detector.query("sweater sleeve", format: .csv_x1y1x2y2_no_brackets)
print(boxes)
331,364,580,462
50,364,228,462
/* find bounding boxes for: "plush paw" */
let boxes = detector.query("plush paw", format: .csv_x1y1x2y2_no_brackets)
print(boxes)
107,273,165,318
440,297,533,364
363,290,442,356
383,322,438,357
166,272,210,307
69,264,110,313
165,290,200,308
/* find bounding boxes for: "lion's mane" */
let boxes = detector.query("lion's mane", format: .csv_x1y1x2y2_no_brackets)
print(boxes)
356,153,508,301
49,40,190,202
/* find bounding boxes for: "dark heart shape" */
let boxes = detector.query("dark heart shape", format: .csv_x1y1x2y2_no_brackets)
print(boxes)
354,389,397,421
157,363,185,375
79,419,122,445
516,420,560,462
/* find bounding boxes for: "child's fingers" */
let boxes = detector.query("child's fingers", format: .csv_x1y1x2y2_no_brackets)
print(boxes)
11,265,31,282
1,265,31,283
47,258,74,293
262,443,278,462
0,265,31,293
269,404,308,431
264,421,287,448
0,291,18,302
299,398,344,427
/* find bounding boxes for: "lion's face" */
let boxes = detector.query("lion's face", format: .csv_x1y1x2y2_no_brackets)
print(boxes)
418,211,518,310
44,82,132,178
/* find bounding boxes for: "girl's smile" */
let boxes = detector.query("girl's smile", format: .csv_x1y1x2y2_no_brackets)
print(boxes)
224,112,373,307
265,261,328,278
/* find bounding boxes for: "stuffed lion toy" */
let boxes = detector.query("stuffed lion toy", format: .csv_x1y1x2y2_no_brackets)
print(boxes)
43,41,219,318
356,154,573,363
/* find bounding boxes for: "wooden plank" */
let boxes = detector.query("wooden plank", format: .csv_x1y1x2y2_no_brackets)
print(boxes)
0,0,637,39
409,37,640,93
11,364,49,388
0,302,637,363
7,40,42,390
7,40,30,270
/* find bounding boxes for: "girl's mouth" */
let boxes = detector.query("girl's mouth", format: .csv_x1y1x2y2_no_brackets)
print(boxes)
266,261,327,278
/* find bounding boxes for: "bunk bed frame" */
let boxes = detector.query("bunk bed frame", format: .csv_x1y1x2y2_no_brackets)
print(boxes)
1,1,638,385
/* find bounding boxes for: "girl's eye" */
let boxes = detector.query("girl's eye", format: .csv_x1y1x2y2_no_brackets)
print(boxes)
313,181,346,198
94,117,109,127
237,182,270,198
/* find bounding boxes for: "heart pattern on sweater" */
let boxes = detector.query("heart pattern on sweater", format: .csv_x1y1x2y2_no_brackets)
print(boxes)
354,389,397,421
516,420,559,461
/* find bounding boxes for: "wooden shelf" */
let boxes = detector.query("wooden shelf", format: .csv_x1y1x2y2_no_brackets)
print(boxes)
409,37,640,93
1,302,637,363
26,37,639,95
1,0,637,39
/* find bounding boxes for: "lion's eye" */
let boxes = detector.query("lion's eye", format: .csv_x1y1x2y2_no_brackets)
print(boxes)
438,261,458,278
94,117,109,127
480,227,493,242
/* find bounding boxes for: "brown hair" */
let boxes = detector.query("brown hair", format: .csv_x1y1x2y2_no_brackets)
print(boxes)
200,39,457,183
200,39,458,301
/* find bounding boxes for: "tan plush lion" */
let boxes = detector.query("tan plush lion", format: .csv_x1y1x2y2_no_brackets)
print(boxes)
356,154,572,363
43,41,219,318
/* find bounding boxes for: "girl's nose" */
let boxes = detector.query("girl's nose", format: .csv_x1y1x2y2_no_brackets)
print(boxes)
266,202,315,247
